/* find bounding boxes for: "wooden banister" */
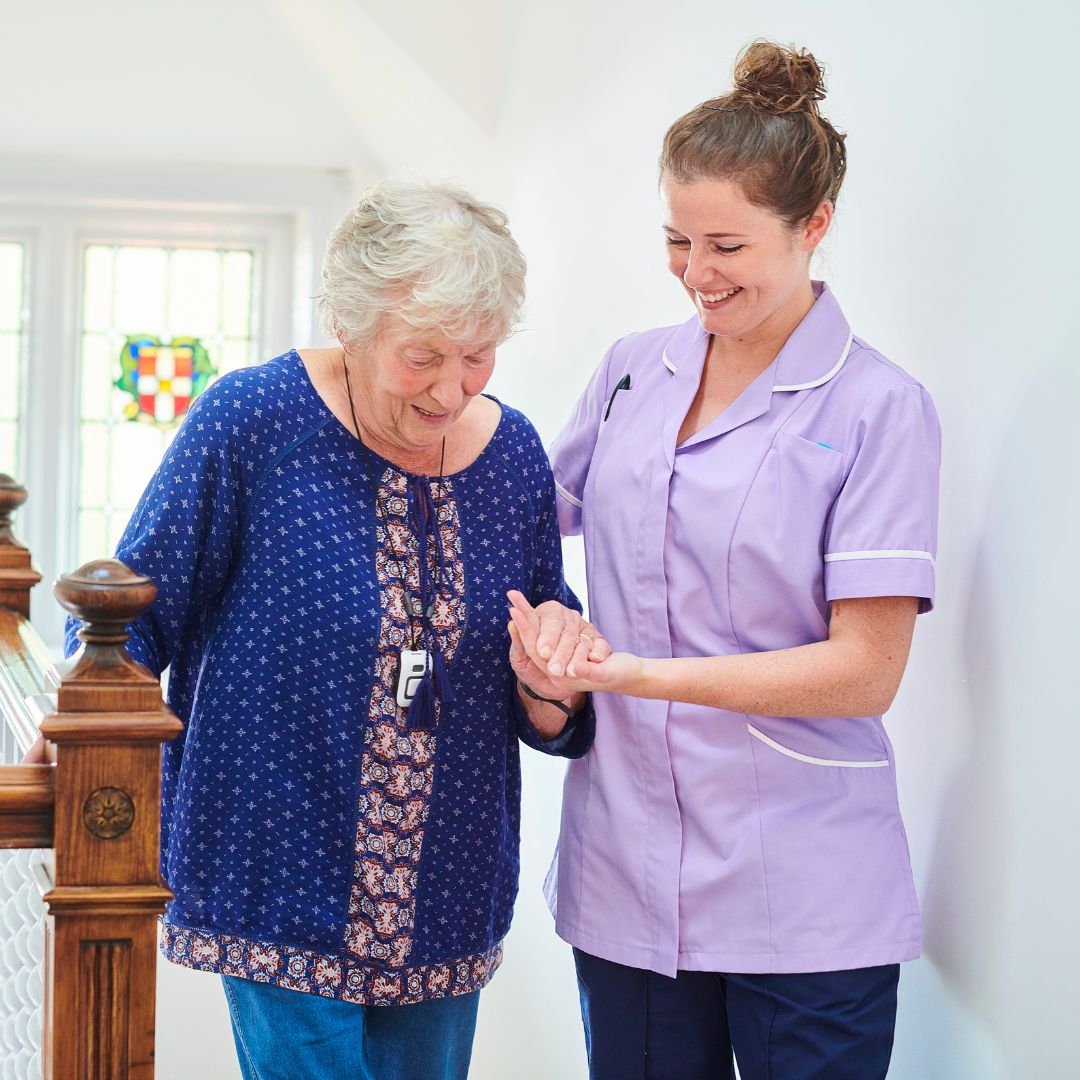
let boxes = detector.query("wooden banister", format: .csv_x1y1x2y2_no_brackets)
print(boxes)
0,473,43,618
0,475,182,1080
0,763,55,847
39,559,182,1079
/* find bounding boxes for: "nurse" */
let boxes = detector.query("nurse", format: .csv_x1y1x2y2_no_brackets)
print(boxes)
507,40,941,1080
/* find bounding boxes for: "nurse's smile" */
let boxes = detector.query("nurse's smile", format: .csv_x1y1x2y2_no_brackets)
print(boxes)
695,286,743,310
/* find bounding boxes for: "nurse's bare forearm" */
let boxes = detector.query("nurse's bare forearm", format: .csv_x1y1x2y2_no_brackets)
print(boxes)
618,598,919,718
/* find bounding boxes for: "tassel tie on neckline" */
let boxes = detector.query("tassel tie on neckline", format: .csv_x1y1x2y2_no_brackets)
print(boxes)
403,476,456,732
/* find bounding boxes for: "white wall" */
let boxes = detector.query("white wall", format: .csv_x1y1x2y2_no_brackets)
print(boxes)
489,4,1080,1078
3,1,1078,1077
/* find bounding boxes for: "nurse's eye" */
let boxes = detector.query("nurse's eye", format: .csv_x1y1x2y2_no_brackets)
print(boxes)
712,243,744,255
664,236,690,247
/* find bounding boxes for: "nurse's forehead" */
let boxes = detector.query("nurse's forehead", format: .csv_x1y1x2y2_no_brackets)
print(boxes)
660,180,769,236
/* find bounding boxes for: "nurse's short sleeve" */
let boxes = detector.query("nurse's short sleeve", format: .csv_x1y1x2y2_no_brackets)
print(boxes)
823,383,941,613
549,336,625,536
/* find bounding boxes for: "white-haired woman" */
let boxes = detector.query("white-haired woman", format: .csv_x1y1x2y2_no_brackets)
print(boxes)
63,178,603,1080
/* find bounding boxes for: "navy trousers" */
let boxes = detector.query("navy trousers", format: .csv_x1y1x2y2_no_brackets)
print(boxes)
573,949,899,1080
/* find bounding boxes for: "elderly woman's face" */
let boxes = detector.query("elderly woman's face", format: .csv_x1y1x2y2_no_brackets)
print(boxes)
358,313,497,453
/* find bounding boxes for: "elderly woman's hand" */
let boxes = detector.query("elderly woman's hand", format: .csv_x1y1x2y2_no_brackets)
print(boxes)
507,590,640,698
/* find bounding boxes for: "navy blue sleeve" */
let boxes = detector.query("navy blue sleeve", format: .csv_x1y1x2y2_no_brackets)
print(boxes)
511,417,595,759
64,374,257,673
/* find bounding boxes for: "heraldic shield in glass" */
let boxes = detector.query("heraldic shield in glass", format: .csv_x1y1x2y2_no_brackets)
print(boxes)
116,336,215,426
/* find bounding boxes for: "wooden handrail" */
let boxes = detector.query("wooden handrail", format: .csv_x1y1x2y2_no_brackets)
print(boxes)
0,474,42,618
0,475,182,1080
0,608,61,759
0,763,55,847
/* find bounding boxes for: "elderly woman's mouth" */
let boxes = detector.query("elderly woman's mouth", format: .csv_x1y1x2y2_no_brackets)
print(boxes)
413,404,451,422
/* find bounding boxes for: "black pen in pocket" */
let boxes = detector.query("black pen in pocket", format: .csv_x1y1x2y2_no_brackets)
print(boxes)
603,374,631,421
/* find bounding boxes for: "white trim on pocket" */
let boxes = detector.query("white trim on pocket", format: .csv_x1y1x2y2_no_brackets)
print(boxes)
555,481,584,509
747,724,890,768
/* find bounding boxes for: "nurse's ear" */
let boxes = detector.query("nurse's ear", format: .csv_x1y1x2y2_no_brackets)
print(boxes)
798,199,833,254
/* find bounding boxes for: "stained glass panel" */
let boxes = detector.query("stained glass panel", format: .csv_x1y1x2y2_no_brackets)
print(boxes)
77,242,257,565
0,242,26,478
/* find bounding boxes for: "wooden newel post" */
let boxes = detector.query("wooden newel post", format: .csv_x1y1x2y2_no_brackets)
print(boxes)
0,473,43,616
39,559,182,1080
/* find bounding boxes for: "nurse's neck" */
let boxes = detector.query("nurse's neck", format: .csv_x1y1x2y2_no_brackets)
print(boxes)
706,280,816,377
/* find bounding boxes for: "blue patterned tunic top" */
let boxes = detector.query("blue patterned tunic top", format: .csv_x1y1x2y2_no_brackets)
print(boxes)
65,350,593,1004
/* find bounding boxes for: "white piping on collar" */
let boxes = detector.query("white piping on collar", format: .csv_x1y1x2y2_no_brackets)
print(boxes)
773,328,854,393
662,348,678,374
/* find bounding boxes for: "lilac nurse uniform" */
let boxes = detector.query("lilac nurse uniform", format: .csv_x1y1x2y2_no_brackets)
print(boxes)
545,282,941,976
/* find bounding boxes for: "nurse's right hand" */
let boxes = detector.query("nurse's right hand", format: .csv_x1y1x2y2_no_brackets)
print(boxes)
506,590,611,678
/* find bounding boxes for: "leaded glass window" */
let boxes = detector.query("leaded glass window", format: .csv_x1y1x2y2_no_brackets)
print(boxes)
77,243,256,565
0,242,27,478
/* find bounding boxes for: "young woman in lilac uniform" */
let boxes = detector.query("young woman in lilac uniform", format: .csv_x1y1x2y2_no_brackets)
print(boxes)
508,41,941,1079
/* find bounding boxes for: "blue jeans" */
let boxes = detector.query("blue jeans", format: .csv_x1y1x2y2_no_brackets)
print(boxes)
221,976,480,1080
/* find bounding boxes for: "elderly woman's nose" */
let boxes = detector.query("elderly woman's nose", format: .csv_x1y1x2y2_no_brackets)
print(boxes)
429,364,467,409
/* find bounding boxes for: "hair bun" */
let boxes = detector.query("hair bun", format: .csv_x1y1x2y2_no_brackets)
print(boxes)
732,40,827,115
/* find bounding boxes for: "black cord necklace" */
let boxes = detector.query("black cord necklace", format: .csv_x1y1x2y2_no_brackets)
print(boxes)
342,351,454,729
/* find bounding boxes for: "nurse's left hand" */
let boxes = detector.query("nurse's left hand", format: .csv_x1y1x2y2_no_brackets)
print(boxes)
507,591,640,693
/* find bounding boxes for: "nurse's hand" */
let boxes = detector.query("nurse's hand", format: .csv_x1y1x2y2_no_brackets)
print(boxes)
506,590,615,683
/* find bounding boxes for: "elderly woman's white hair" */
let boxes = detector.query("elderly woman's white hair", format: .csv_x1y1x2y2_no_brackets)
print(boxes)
318,176,526,349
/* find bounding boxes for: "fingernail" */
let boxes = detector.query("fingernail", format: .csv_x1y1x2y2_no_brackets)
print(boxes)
567,666,577,677
540,646,552,659
549,663,563,676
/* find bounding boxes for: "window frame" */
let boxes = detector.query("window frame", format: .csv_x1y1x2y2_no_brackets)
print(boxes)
0,160,352,648
0,229,32,481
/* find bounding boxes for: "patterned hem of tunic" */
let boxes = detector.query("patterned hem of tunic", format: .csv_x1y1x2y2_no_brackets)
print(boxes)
160,920,503,1006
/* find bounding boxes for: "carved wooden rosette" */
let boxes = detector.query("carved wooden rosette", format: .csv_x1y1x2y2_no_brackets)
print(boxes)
0,473,42,617
39,559,182,1080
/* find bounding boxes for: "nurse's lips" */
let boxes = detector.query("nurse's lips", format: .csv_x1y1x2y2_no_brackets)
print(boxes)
697,286,742,310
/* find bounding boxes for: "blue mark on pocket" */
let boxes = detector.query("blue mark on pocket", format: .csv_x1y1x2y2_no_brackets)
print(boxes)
815,441,840,452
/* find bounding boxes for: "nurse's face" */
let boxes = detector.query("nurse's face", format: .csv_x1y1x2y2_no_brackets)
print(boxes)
660,175,831,345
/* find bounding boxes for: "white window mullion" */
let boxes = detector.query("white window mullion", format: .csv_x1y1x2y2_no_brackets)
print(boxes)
20,212,83,649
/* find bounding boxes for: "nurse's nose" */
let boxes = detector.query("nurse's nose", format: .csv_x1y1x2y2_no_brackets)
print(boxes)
682,245,718,290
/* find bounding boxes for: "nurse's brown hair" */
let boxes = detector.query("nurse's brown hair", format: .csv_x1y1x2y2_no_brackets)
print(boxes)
660,41,847,228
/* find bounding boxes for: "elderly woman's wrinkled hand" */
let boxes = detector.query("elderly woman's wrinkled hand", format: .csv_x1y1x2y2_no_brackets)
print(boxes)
507,590,637,695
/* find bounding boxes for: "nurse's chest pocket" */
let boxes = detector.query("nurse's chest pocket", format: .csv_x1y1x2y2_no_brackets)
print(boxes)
729,432,846,628
746,431,845,531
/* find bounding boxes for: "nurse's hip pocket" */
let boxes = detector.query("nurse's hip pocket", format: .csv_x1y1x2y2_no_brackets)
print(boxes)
746,723,889,768
746,719,919,949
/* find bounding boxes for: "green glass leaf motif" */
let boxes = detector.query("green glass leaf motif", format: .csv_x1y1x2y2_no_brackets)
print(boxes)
116,335,215,427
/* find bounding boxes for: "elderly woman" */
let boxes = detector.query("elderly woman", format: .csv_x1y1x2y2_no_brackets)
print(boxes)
61,178,600,1080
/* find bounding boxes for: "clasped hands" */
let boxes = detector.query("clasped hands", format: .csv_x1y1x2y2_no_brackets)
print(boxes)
506,589,641,698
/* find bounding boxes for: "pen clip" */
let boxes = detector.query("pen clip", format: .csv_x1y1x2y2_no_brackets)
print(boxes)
603,374,632,421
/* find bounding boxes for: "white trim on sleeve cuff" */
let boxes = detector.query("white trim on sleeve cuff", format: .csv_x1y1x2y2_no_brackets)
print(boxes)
555,482,584,509
824,549,936,568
